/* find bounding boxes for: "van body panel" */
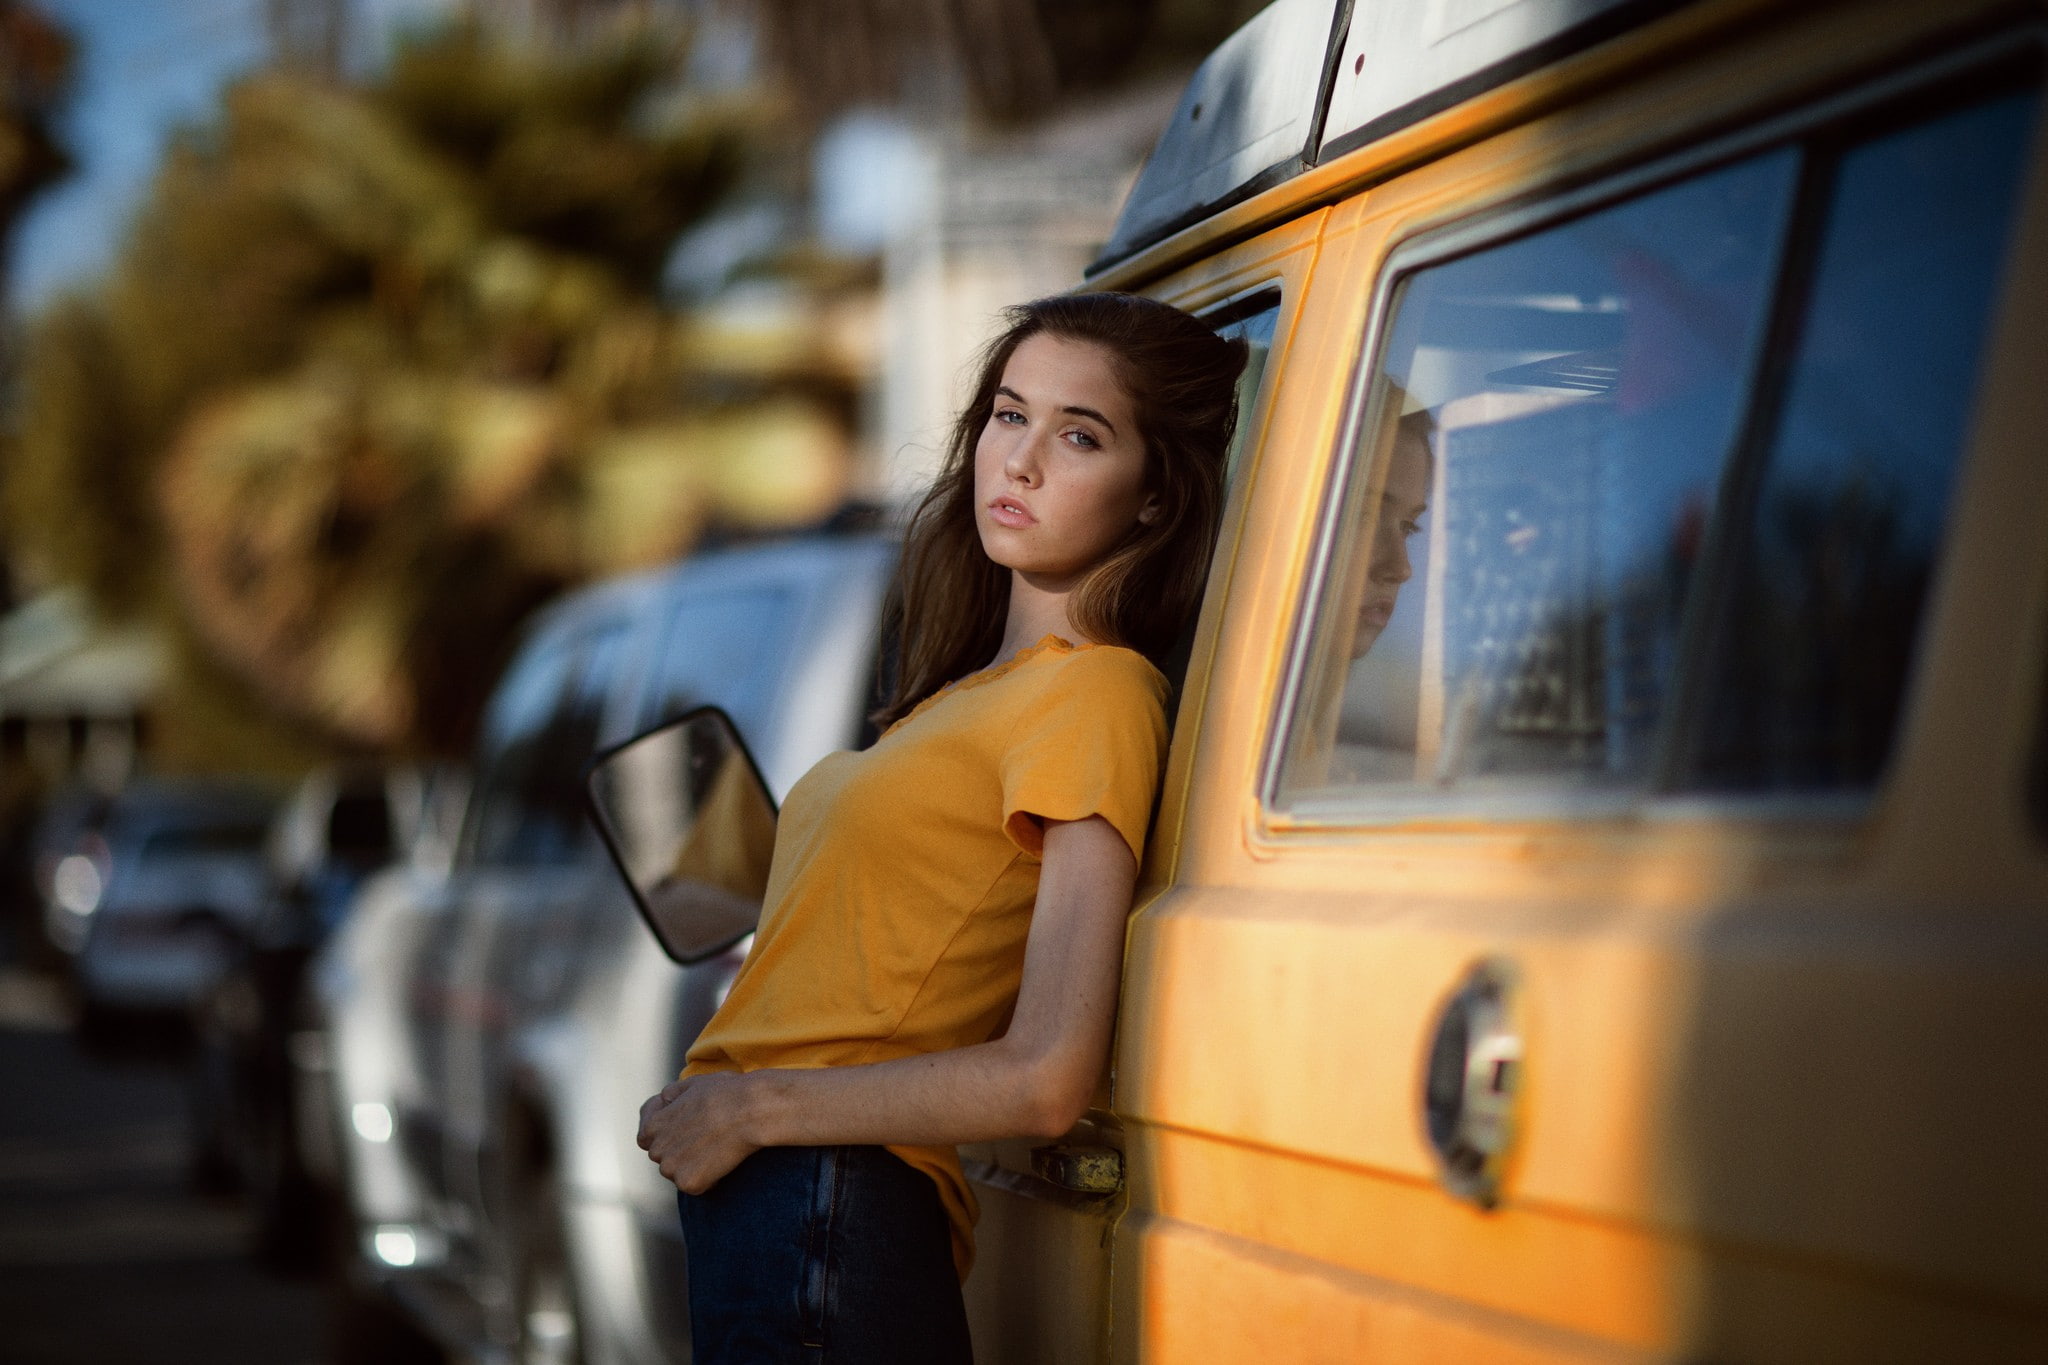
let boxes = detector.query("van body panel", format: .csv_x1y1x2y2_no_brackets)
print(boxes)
1106,0,2048,1357
1141,209,1333,891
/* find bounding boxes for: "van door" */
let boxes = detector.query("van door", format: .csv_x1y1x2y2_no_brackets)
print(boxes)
1114,50,2048,1362
957,213,1323,1365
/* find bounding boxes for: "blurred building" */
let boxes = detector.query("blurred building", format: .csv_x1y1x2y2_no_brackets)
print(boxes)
746,1,1261,503
854,80,1185,502
0,589,157,792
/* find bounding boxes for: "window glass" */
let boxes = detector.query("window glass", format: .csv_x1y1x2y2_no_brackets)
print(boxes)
1280,152,1799,802
1276,80,2039,814
1211,293,1282,484
469,621,631,866
1690,92,2039,789
1155,291,1285,700
639,585,796,741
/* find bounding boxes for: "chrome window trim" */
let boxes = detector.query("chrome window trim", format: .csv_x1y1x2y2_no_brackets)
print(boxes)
1196,279,1287,327
1256,26,2047,835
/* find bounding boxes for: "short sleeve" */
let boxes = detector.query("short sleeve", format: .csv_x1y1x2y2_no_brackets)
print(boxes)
1000,648,1170,864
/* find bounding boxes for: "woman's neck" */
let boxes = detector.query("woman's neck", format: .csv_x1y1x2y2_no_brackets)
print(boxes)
992,569,1087,665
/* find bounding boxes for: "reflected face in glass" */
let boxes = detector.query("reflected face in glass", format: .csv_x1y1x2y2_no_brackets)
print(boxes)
1350,421,1433,659
974,333,1157,588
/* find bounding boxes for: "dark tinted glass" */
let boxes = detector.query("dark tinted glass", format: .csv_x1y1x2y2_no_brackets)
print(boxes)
1692,90,2039,790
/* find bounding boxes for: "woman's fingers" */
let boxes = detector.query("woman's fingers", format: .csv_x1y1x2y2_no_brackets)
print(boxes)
637,1078,698,1148
638,1073,755,1193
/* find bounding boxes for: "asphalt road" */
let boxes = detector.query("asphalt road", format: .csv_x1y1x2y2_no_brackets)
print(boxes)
0,964,334,1365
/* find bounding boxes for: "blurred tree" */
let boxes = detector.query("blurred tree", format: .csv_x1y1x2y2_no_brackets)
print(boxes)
0,0,71,287
5,18,857,761
0,0,72,617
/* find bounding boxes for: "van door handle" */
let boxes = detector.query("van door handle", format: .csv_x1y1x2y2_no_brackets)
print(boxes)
1030,1143,1123,1195
1423,957,1524,1208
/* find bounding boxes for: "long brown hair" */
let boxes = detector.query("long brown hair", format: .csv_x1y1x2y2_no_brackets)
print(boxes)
876,292,1247,729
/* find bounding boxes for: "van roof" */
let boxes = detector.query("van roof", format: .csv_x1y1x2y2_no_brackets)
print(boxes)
1091,0,1699,275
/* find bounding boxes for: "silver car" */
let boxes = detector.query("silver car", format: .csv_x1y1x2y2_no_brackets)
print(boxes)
68,779,280,1020
313,534,894,1364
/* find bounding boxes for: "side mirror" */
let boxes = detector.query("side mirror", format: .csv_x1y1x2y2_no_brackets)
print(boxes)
584,707,778,965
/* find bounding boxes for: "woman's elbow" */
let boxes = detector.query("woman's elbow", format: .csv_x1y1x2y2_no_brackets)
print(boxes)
1017,1056,1094,1140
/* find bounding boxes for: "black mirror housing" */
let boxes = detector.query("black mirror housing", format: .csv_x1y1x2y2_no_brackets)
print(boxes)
583,707,778,965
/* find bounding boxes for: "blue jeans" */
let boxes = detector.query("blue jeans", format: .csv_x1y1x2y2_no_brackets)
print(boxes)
678,1144,973,1364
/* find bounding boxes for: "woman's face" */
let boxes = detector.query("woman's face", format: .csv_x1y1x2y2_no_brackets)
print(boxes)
1349,423,1433,660
974,332,1158,588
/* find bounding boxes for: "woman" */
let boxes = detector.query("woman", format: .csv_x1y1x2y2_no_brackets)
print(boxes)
637,291,1247,1363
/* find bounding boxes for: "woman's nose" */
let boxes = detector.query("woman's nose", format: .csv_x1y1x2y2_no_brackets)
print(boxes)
1003,429,1043,485
1369,525,1412,584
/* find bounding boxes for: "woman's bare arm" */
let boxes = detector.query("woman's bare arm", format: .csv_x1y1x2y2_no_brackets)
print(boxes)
637,813,1137,1194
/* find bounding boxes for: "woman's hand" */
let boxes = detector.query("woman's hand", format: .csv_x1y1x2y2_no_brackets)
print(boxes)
637,1072,761,1194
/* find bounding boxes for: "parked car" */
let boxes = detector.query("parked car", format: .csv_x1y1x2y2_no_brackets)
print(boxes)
313,534,893,1362
67,777,279,1026
29,780,115,959
188,764,432,1250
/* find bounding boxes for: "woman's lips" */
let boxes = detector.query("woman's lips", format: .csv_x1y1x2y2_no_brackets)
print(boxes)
987,496,1037,528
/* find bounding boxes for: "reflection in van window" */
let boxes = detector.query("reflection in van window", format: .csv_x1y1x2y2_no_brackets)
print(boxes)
1284,152,1799,796
1278,83,2039,811
1690,91,2039,790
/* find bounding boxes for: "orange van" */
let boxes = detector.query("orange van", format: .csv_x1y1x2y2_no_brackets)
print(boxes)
954,0,2048,1359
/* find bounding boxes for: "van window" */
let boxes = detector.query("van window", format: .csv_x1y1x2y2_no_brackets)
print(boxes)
1275,80,2039,814
1688,92,2038,789
1209,290,1283,484
1156,290,1287,702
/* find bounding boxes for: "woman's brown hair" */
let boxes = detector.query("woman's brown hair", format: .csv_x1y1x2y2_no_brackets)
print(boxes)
875,292,1248,729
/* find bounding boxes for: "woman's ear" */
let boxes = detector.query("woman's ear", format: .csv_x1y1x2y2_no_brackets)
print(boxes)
1136,491,1163,526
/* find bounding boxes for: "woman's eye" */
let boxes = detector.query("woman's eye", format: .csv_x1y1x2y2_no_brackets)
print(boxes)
995,408,1025,426
1065,429,1100,450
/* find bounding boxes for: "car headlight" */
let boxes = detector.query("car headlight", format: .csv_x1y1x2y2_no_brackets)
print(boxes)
51,855,104,919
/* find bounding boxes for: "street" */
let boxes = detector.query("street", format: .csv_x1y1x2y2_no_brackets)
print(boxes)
0,965,333,1364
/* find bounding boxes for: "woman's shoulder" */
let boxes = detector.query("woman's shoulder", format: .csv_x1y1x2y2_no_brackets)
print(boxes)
1019,637,1169,708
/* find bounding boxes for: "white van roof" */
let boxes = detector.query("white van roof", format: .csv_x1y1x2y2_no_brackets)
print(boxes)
1092,0,1697,273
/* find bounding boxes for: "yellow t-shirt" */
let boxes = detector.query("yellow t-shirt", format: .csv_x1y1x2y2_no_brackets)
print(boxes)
681,635,1170,1278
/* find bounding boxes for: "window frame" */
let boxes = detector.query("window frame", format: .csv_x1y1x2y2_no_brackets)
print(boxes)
1258,29,2048,835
